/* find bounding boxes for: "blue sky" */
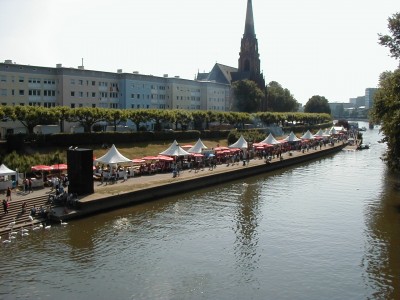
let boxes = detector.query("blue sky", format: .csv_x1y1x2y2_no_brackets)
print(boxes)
0,0,398,104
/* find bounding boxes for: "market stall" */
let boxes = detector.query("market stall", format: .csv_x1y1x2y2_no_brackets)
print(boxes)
0,164,17,191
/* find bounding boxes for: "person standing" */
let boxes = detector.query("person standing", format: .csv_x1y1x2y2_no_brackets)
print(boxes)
6,187,11,201
3,199,8,214
21,201,27,214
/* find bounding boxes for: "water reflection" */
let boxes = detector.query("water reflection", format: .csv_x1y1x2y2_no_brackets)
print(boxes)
233,181,262,283
363,169,400,300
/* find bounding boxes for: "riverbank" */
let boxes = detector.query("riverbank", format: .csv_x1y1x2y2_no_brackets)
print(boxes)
0,141,350,231
49,141,349,221
0,141,349,233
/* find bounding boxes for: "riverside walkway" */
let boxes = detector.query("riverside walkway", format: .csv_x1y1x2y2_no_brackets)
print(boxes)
0,142,351,236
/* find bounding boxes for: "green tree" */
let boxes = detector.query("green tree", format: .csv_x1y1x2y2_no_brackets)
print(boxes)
11,105,58,134
51,106,72,133
371,70,400,171
105,109,127,132
191,110,208,130
304,95,331,114
205,111,218,129
70,107,108,133
266,81,299,112
173,110,193,130
147,109,175,131
232,80,264,112
378,12,400,61
372,12,400,171
126,109,151,131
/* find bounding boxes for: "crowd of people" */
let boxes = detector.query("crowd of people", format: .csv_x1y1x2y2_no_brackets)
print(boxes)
91,134,348,183
1,131,349,222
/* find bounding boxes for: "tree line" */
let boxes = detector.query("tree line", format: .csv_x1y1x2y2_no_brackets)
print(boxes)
0,105,332,134
371,11,400,172
232,79,331,114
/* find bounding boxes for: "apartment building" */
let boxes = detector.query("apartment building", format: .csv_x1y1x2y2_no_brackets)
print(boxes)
0,60,232,135
56,66,121,109
0,60,58,108
0,60,232,110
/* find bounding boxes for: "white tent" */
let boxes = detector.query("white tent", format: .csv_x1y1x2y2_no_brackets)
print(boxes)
329,127,338,135
301,130,315,140
159,140,191,156
283,131,301,142
313,129,324,138
229,135,248,149
94,144,132,165
323,129,331,137
260,133,280,145
0,164,17,176
188,138,208,154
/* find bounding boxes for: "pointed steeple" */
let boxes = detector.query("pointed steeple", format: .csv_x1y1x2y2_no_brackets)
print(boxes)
244,0,255,37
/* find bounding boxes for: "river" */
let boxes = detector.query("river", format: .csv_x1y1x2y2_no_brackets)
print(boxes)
0,122,399,300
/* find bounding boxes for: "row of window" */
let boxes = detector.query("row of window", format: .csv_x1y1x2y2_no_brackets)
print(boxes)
28,102,56,108
176,96,201,101
28,89,57,97
0,89,57,97
69,103,119,109
208,98,225,102
70,91,119,98
131,84,168,90
130,94,168,100
0,76,56,85
176,87,201,93
175,105,202,109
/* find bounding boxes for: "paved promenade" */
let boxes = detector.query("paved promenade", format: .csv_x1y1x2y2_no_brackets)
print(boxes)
7,143,353,204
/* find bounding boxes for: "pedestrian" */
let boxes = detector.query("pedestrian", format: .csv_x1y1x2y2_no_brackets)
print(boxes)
30,205,36,217
29,178,32,193
24,178,28,193
6,187,11,201
3,199,8,214
21,201,27,214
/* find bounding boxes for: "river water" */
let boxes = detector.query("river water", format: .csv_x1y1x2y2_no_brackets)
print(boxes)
1,122,399,300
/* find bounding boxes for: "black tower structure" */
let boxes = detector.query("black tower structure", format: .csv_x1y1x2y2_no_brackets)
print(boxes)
67,148,94,195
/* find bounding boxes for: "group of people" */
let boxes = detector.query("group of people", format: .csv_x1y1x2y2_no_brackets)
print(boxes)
99,167,129,185
23,178,33,193
29,204,48,219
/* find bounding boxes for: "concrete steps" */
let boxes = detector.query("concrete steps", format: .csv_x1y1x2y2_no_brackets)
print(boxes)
0,194,49,238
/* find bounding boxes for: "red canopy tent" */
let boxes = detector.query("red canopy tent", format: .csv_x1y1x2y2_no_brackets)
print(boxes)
132,159,146,164
50,164,68,171
157,155,174,161
142,156,159,161
214,147,229,151
31,165,53,171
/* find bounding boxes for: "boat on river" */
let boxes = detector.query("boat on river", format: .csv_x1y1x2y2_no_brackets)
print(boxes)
357,143,370,150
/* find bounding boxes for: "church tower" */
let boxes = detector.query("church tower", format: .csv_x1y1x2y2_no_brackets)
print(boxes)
237,0,265,90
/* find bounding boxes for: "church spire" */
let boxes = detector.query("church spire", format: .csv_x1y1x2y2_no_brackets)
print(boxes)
244,0,255,37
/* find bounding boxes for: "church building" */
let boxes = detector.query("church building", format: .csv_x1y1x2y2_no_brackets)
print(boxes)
197,0,266,105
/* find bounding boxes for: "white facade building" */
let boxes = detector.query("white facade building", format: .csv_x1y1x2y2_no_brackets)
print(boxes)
0,60,232,111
